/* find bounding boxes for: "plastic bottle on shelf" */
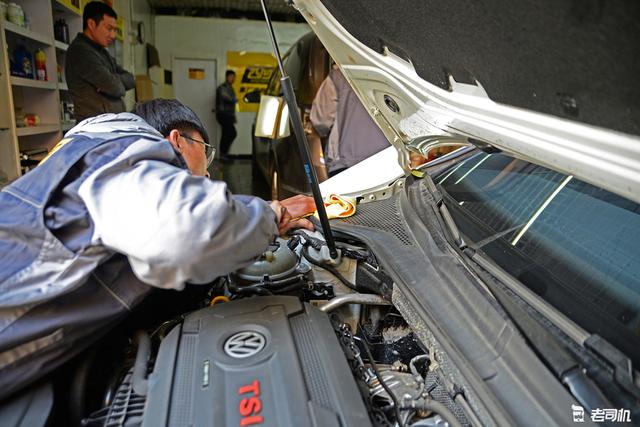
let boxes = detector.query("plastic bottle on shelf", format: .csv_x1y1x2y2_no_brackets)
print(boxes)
54,19,70,44
35,49,47,81
7,2,24,27
12,45,33,78
0,2,8,21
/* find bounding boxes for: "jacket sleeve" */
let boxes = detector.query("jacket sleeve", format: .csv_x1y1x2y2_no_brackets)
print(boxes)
310,75,337,138
116,64,136,91
80,50,127,98
78,141,278,290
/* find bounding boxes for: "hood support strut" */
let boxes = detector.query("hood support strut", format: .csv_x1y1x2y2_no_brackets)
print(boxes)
260,0,338,259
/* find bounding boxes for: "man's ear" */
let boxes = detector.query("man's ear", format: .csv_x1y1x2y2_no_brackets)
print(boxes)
166,129,182,152
87,18,97,32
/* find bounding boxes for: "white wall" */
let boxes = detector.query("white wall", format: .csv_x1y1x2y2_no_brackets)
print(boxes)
154,16,310,155
131,0,154,75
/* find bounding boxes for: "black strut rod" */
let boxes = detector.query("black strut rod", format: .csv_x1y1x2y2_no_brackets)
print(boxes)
259,0,338,259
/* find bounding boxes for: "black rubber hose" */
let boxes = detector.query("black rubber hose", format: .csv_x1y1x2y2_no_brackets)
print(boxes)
292,230,325,250
235,286,273,296
132,330,151,396
399,399,463,427
228,275,273,296
272,282,305,294
302,246,358,291
357,337,406,427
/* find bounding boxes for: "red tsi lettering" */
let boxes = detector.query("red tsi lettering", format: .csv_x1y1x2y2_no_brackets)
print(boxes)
238,380,263,426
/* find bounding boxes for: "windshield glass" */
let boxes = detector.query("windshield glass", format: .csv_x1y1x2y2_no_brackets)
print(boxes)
434,150,640,364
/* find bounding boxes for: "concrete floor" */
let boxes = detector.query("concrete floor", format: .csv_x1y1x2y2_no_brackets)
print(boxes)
210,157,270,199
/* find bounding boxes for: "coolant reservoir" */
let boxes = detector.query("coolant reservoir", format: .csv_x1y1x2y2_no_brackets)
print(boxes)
236,238,299,282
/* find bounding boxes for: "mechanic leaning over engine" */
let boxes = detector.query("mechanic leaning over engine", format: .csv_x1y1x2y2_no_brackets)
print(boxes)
0,98,314,400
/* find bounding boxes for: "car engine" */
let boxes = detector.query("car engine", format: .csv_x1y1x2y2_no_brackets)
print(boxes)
77,232,468,427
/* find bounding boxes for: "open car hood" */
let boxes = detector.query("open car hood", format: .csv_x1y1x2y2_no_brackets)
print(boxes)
291,0,640,204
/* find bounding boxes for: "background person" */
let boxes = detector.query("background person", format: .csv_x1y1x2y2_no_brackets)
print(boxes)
215,70,238,161
310,66,389,176
65,1,135,121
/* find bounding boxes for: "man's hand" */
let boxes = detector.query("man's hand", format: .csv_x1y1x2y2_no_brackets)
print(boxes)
269,195,316,235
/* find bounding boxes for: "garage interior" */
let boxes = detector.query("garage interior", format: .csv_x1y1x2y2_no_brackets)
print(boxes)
0,0,310,198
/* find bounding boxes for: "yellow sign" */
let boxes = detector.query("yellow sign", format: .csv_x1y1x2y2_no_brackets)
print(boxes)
115,16,124,41
227,52,277,113
189,68,206,80
56,0,81,15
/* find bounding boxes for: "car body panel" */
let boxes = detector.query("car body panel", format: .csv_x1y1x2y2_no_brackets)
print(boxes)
291,0,640,205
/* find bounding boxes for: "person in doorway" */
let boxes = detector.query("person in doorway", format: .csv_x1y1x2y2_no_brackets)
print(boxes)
65,1,135,121
310,65,390,176
215,70,238,161
0,99,314,400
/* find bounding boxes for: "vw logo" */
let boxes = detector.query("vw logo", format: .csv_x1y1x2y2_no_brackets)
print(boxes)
224,331,266,359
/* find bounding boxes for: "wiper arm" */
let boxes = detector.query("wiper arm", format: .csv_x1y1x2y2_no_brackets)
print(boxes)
260,0,338,259
584,335,640,400
426,181,616,414
467,252,616,416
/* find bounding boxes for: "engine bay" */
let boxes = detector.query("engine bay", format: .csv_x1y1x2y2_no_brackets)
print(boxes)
68,231,468,427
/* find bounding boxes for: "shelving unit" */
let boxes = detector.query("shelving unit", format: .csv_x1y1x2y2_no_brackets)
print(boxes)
54,40,68,51
4,20,53,45
11,76,57,89
16,124,61,136
0,0,82,183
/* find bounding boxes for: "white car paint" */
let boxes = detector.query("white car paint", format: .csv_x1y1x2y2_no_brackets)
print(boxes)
293,0,640,205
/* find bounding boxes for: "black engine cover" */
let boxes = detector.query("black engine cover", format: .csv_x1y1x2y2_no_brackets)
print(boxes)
141,296,371,427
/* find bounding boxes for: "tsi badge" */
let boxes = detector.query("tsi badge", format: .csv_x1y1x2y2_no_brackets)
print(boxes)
224,331,266,359
572,405,585,423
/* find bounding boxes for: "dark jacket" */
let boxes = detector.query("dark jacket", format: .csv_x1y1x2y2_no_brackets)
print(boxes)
215,82,237,117
65,33,135,121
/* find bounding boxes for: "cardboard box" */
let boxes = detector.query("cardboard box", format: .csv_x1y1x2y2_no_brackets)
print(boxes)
135,75,155,102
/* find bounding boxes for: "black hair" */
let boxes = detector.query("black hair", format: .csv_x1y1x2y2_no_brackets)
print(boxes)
83,1,117,30
132,99,210,145
225,70,236,78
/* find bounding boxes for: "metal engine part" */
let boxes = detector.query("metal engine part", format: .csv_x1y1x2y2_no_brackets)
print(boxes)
368,365,424,404
235,237,309,283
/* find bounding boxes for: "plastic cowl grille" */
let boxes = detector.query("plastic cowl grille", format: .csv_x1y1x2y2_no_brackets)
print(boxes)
338,196,414,246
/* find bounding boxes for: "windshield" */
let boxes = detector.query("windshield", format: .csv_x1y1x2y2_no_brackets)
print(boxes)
434,150,640,365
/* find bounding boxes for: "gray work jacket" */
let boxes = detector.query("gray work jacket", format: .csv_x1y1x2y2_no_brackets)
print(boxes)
0,114,278,398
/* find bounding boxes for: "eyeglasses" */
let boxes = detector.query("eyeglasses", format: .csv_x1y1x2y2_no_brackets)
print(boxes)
180,133,216,167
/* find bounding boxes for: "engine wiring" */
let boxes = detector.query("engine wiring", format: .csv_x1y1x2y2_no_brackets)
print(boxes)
356,335,407,427
301,245,359,291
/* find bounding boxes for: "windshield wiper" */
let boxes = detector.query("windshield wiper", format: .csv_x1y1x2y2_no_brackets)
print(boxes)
468,251,614,414
426,181,618,416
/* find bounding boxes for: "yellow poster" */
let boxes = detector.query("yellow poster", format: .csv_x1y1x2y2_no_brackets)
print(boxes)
227,51,277,113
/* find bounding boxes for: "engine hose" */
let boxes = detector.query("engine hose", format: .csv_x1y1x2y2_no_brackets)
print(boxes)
399,399,463,427
235,286,273,296
302,246,358,291
227,275,273,296
272,282,305,294
262,274,306,289
356,336,406,427
292,230,325,250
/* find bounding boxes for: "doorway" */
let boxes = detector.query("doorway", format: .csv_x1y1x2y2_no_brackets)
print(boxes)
173,58,218,152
